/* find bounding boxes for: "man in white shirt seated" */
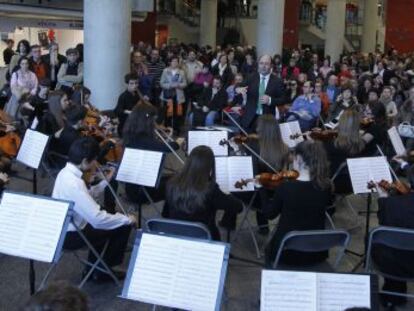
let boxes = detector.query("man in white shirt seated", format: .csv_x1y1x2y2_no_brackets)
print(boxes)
52,137,136,282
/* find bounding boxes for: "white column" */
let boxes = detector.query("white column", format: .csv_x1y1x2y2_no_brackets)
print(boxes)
84,0,131,110
325,0,346,63
361,0,378,53
199,0,217,47
256,0,285,57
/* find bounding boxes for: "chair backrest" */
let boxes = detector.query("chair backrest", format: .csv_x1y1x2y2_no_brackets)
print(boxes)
146,218,212,240
273,229,350,270
365,226,414,272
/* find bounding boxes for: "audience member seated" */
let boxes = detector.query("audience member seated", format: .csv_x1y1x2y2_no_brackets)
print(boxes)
189,76,228,127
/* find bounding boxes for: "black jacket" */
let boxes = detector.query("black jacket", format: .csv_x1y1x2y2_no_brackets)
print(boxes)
263,180,332,265
240,73,285,129
163,182,243,241
114,90,140,136
199,87,228,111
372,194,414,278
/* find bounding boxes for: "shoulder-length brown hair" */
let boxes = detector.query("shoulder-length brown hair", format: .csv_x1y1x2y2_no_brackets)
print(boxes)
295,140,332,191
334,108,365,155
256,114,289,171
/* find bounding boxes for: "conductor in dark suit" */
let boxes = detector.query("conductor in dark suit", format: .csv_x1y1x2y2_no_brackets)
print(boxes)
237,54,286,131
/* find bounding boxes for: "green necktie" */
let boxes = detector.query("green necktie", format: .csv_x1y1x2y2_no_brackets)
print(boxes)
257,76,266,115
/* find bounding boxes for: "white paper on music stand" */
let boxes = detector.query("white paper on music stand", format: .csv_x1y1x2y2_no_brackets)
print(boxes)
261,270,317,311
280,121,304,148
317,273,371,310
16,129,49,169
388,126,406,156
0,192,70,263
261,270,371,311
347,156,392,194
215,157,254,192
188,131,228,156
124,233,226,311
116,148,163,187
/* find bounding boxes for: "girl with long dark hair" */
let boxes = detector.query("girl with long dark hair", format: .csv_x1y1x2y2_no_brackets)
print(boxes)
263,140,332,267
164,145,243,240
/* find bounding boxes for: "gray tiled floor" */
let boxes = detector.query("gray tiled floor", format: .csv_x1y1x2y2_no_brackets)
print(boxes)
1,156,413,310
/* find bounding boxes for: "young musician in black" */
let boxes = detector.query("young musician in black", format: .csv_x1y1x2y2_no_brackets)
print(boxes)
163,145,243,241
114,73,140,136
122,101,181,204
263,140,332,267
371,165,414,308
242,114,290,234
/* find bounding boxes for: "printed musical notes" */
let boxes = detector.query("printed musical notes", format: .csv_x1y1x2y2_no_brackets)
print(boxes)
123,233,228,311
0,192,70,263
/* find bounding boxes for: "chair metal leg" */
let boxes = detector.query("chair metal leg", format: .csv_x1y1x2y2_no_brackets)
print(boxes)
325,211,336,229
141,187,161,215
74,225,120,287
37,262,58,291
231,193,261,259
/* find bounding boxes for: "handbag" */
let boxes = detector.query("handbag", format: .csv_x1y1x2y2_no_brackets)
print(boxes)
398,122,414,138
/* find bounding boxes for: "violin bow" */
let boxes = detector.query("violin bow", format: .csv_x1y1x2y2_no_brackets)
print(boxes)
222,110,278,173
376,144,401,183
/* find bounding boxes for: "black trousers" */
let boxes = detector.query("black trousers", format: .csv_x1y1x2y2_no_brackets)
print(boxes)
63,224,132,268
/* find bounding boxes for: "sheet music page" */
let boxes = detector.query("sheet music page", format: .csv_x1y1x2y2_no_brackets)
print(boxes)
347,157,392,194
280,121,304,148
261,270,317,311
188,131,228,156
0,192,69,263
116,148,163,187
317,273,371,311
126,233,226,311
227,157,254,192
16,129,49,169
208,131,228,156
215,157,230,193
388,126,406,156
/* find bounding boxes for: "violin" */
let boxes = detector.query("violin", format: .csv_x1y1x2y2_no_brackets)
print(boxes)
219,134,258,146
360,117,374,128
0,131,21,158
235,170,299,190
290,128,338,141
368,179,411,195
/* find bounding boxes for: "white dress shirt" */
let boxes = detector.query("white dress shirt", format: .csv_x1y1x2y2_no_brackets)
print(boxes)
52,163,131,232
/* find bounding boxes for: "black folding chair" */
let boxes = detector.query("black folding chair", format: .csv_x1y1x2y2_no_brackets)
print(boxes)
272,229,351,271
146,218,212,240
365,226,414,300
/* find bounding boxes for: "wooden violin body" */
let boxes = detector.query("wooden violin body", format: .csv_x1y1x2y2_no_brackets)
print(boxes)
290,128,338,141
0,132,21,158
235,170,299,190
368,179,411,195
